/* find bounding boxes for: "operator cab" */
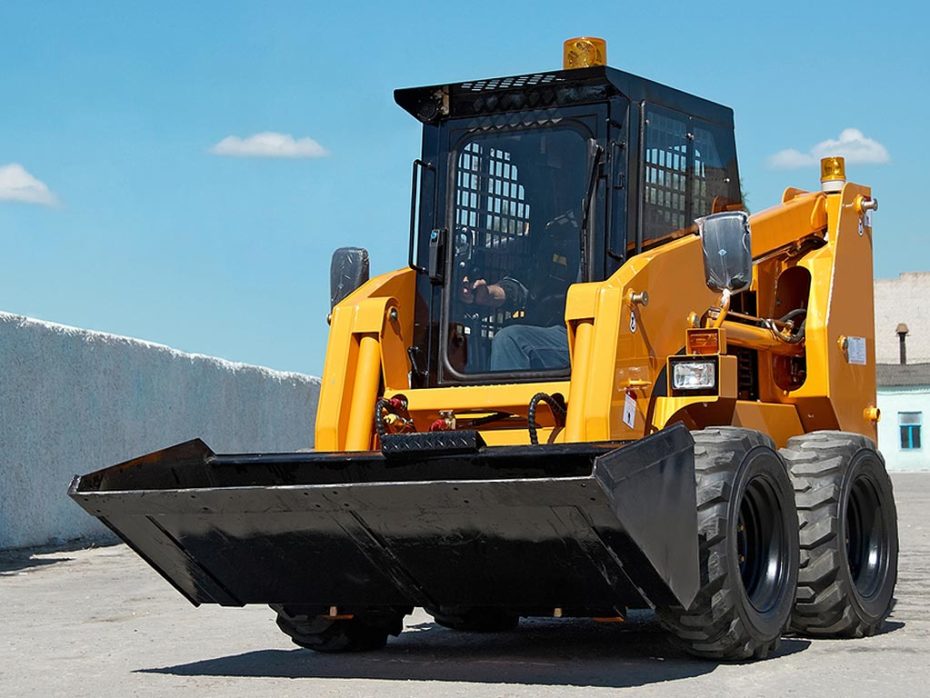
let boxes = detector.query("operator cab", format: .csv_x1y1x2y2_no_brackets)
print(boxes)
395,40,741,387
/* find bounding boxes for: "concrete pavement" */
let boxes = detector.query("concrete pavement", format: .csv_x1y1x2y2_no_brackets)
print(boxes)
1,473,927,696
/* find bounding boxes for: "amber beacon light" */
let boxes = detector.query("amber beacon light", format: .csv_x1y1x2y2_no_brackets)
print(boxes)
563,37,607,69
820,156,846,193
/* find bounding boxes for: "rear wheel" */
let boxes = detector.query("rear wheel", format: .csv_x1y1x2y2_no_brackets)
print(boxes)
427,606,519,632
272,605,408,652
659,428,799,660
780,432,898,637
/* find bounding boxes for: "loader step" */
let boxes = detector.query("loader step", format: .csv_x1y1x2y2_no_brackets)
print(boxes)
380,430,486,458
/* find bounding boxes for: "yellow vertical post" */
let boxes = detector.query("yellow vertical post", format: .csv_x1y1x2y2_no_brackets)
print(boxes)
344,333,381,451
564,320,594,442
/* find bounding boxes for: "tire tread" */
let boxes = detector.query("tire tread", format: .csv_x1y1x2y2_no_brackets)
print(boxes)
272,606,406,652
660,428,795,660
781,431,896,638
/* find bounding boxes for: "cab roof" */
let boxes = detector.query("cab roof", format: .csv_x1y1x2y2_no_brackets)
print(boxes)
394,65,734,128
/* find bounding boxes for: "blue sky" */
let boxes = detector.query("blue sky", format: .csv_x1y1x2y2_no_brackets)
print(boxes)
1,1,927,375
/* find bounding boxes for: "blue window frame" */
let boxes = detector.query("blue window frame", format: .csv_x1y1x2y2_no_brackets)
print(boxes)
899,412,922,450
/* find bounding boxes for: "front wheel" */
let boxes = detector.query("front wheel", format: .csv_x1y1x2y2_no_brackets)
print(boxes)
781,432,898,637
659,428,800,660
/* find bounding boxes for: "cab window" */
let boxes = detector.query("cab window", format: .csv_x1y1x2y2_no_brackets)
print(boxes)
446,126,588,374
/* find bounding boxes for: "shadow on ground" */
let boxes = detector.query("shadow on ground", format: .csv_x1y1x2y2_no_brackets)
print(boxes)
141,615,811,689
875,620,906,636
0,549,73,575
0,538,114,575
0,554,70,575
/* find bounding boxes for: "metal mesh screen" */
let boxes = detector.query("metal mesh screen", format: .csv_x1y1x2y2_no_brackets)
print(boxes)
456,142,531,236
642,109,736,244
642,111,689,241
454,142,531,369
460,73,563,92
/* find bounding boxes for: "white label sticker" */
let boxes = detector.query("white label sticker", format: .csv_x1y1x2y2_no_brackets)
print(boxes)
622,392,637,429
847,336,867,365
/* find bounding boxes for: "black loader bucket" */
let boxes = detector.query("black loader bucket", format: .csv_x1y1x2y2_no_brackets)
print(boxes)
69,424,699,613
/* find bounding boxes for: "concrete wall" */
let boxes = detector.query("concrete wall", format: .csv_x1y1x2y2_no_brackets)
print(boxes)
876,387,930,471
875,273,930,364
0,312,320,550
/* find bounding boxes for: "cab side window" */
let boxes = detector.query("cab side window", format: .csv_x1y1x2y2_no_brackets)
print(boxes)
642,107,689,242
692,120,738,219
641,106,740,248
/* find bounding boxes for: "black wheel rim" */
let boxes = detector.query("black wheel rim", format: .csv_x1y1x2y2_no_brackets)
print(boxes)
736,475,790,613
846,474,888,599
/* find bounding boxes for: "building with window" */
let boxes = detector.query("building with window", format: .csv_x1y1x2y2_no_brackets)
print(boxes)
873,273,929,470
876,364,930,471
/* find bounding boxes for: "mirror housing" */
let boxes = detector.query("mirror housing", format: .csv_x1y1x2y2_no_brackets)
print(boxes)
330,247,370,308
697,211,752,293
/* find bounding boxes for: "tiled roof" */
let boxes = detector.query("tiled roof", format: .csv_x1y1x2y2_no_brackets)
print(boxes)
877,363,930,387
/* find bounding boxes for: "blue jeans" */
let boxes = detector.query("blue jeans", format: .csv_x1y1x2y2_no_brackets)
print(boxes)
490,325,569,372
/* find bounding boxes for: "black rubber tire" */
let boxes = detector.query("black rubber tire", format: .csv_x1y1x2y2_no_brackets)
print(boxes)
427,606,519,632
272,606,406,653
659,428,800,660
780,431,898,637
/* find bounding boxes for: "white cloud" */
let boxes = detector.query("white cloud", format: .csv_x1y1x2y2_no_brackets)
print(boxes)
0,163,58,206
210,132,329,159
768,128,890,169
767,148,814,169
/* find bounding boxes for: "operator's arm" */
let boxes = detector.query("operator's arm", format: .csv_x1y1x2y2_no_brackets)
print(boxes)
460,278,505,307
496,276,528,309
460,276,527,310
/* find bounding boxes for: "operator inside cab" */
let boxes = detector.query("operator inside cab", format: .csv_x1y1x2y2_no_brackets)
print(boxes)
448,127,589,375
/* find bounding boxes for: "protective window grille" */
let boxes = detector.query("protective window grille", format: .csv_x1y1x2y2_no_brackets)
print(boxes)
899,411,922,450
456,143,530,235
454,142,531,366
642,111,689,241
692,125,730,219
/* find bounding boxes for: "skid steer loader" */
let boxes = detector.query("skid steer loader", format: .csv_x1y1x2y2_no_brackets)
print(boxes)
70,37,898,660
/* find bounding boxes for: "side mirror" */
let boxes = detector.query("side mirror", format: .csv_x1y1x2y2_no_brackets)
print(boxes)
330,247,370,308
697,211,752,293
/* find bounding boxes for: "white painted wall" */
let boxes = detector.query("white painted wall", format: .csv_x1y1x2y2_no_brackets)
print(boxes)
0,312,320,550
875,273,930,364
876,387,930,471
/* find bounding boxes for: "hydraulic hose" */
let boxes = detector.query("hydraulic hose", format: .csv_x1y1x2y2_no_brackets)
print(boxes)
374,396,413,441
768,307,807,344
527,392,567,446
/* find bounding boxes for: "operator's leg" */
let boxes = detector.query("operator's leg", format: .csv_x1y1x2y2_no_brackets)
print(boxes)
490,325,569,372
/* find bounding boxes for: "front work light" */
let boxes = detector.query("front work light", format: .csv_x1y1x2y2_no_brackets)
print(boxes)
672,360,717,390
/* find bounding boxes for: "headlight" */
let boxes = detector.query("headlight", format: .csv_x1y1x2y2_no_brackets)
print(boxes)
672,360,717,390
